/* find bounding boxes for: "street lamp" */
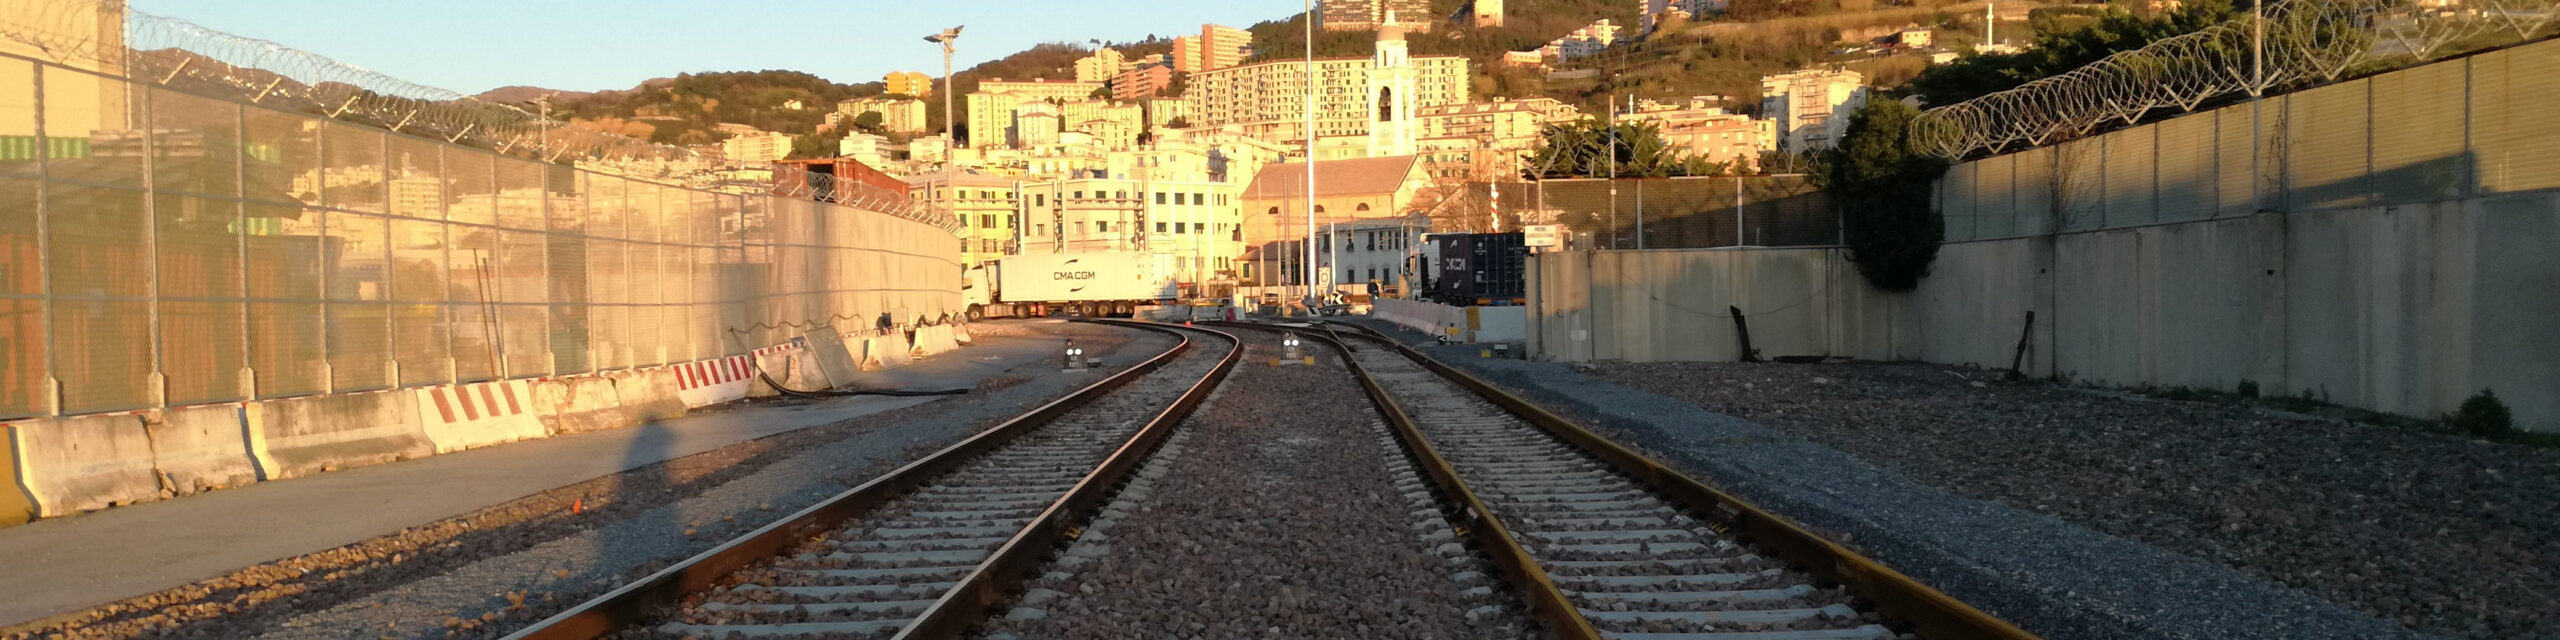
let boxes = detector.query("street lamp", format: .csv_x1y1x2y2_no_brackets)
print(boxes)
925,26,964,149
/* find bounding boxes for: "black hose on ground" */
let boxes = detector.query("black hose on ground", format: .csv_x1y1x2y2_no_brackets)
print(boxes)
750,362,971,398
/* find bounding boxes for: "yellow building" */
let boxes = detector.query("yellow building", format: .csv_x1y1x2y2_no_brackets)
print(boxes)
836,96,929,135
1060,100,1146,152
1191,54,1467,148
967,79,1102,149
1074,48,1125,84
885,71,934,98
1,1,130,141
908,171,1027,270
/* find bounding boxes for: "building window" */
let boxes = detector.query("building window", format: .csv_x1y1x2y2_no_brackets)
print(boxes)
1073,191,1084,199
1193,192,1205,204
1096,221,1109,232
1356,203,1370,213
1156,222,1168,233
1155,192,1167,204
1035,194,1045,206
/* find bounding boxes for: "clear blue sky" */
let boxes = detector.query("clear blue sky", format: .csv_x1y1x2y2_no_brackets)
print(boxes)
127,1,1306,94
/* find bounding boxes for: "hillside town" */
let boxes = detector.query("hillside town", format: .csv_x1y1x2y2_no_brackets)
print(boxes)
671,0,1978,301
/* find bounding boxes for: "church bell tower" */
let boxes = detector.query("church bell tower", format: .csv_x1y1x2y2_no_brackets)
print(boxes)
1367,11,1418,158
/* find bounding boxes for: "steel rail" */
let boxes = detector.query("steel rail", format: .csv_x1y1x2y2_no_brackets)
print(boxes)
889,320,1241,639
1321,320,2040,640
499,320,1238,640
1230,320,1603,640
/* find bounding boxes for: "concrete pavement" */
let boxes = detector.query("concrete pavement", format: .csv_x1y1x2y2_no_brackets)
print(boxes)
0,324,1095,627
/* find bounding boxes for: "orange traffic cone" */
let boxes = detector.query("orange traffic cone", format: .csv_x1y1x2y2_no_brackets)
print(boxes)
572,498,584,515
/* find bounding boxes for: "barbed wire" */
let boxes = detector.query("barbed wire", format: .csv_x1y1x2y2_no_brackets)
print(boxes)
0,0,958,232
1915,0,2560,158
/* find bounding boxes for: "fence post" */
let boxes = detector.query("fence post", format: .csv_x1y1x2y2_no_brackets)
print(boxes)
31,63,58,417
141,81,166,409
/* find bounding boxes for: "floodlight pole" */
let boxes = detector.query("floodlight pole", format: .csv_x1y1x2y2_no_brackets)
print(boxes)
927,26,964,150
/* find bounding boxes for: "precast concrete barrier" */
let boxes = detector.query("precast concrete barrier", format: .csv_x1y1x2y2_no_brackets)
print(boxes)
746,343,804,397
150,404,260,495
674,355,755,408
0,423,33,525
532,376,635,435
912,325,958,357
610,368,689,422
415,380,545,453
6,414,161,517
246,391,438,481
867,334,914,370
953,323,973,345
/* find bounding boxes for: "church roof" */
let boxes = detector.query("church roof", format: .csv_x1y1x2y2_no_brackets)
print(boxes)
1242,155,1422,200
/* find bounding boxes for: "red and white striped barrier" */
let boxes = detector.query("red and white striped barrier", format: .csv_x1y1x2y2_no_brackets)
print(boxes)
675,355,755,408
415,380,545,453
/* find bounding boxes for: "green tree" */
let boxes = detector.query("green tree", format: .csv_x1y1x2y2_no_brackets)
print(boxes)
851,111,885,134
1819,100,1947,291
1525,118,1717,179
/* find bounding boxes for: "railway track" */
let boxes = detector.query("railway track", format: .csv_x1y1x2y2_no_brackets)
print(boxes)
501,320,1239,640
1309,321,2038,640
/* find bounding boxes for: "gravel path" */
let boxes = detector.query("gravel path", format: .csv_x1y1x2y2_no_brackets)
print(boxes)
981,327,1528,640
3,321,1166,640
1577,360,2560,640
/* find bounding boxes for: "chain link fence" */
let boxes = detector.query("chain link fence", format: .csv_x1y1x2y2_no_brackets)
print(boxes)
1494,175,1837,250
0,53,961,419
1937,36,2560,241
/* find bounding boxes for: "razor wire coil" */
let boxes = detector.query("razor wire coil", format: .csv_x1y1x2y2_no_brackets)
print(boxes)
1914,0,2558,158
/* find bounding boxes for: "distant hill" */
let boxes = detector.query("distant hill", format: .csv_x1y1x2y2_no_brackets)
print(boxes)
473,85,595,105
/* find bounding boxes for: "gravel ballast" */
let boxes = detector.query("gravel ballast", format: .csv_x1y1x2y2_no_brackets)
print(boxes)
1576,359,2560,640
982,326,1526,640
5,321,1167,640
1339,318,2424,640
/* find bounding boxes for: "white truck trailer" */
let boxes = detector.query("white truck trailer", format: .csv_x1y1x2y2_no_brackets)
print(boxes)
964,252,1179,319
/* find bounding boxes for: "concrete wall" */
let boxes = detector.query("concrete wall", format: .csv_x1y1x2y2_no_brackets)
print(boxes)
1371,298,1526,343
1529,40,2560,431
1527,193,2560,431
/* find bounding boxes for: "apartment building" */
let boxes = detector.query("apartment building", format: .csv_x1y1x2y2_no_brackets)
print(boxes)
1414,98,1580,180
1061,100,1147,151
1113,64,1174,101
1016,178,1247,287
1013,102,1062,148
1191,55,1468,148
1148,97,1198,128
967,79,1104,149
720,130,794,164
1759,68,1868,153
907,171,1026,269
1320,0,1434,32
1075,48,1125,84
835,96,929,134
1540,19,1624,62
1619,97,1771,171
885,71,934,97
1641,0,1728,31
1172,24,1253,74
